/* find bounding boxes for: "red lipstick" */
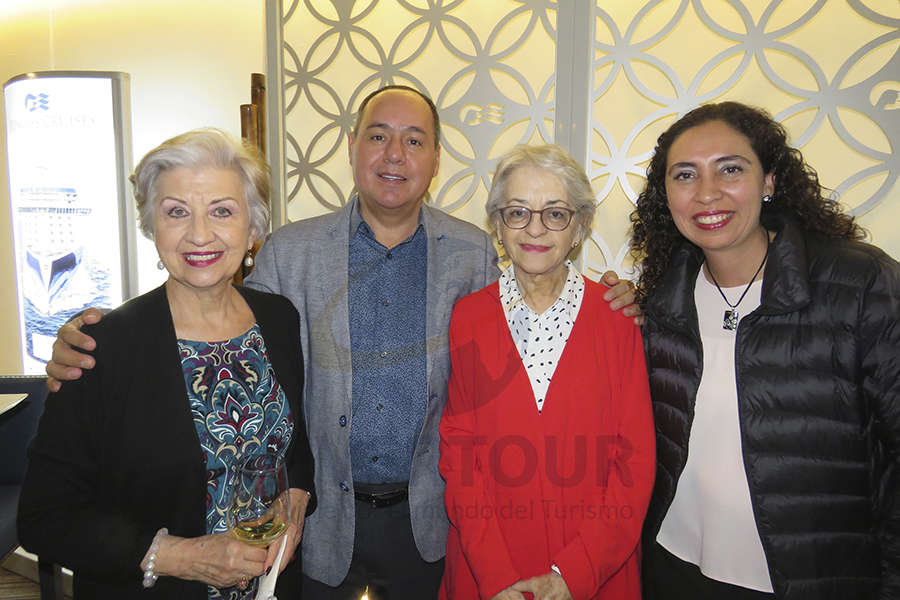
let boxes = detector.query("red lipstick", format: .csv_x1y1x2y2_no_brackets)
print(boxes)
692,211,733,230
182,251,223,267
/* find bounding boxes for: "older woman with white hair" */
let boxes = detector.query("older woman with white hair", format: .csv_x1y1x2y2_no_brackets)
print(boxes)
439,144,655,600
18,129,315,599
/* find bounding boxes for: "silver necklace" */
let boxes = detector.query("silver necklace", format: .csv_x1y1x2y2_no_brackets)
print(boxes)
705,241,769,331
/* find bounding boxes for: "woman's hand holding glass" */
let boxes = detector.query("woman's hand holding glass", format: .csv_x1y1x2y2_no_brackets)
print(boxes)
139,531,268,589
229,453,309,578
139,451,290,590
230,454,291,546
268,488,310,574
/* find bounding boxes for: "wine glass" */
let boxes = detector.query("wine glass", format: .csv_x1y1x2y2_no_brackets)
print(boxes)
229,452,291,547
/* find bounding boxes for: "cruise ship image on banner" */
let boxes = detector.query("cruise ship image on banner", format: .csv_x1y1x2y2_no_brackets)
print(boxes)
19,186,88,316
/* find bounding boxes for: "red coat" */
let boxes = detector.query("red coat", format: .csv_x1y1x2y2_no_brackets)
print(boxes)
439,277,655,600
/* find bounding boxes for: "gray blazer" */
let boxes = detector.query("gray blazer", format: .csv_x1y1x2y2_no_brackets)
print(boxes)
246,199,499,586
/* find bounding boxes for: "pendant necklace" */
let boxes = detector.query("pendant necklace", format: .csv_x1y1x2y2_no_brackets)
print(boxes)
705,241,770,331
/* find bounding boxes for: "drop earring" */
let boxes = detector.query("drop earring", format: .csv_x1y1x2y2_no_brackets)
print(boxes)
762,194,773,204
157,260,165,270
244,251,254,268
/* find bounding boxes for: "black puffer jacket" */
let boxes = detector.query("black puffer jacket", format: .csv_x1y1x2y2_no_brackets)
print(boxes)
641,218,900,600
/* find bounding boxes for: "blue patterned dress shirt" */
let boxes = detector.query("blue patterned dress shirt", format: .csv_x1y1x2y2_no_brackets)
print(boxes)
347,202,428,484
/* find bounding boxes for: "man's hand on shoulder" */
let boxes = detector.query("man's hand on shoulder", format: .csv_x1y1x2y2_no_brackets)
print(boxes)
600,270,643,326
45,308,103,392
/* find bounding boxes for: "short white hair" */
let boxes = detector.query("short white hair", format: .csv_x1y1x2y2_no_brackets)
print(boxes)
486,144,595,239
131,128,270,240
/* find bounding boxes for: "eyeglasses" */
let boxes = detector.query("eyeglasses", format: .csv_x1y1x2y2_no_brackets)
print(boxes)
496,206,576,231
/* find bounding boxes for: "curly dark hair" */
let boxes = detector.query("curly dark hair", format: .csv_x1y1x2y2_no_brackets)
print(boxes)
630,101,865,303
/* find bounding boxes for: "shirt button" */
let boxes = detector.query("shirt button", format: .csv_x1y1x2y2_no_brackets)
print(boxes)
339,415,347,427
376,403,384,411
386,252,393,259
381,299,390,306
380,351,388,358
340,481,350,492
371,456,379,463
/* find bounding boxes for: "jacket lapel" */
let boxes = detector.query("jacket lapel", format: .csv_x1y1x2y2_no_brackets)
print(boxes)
645,243,703,334
308,201,354,408
758,219,811,314
422,204,457,396
143,284,206,467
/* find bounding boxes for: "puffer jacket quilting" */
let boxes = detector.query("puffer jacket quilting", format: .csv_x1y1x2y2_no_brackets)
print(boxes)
641,218,900,600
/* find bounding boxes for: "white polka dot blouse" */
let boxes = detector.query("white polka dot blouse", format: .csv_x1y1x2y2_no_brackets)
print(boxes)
499,261,585,413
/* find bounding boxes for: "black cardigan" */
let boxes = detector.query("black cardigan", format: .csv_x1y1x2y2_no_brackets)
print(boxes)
18,284,316,599
641,218,900,599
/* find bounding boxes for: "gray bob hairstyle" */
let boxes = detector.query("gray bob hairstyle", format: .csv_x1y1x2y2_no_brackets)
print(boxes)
131,128,270,240
486,144,596,240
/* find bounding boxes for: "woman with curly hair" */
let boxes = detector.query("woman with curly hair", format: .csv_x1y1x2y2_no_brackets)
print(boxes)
630,102,899,600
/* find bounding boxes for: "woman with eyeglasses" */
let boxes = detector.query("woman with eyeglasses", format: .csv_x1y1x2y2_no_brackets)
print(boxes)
438,145,655,600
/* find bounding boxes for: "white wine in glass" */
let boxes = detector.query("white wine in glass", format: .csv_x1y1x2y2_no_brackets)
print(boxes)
229,452,291,547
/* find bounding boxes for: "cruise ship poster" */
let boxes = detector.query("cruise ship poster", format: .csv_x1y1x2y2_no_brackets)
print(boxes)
4,72,134,374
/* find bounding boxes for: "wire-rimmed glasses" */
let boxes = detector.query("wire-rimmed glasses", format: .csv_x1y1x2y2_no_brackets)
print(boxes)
495,206,576,231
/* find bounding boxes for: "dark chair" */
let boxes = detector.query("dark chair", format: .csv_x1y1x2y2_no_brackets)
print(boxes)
0,375,64,599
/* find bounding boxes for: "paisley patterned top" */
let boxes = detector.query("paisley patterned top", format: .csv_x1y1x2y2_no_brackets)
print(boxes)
178,323,294,600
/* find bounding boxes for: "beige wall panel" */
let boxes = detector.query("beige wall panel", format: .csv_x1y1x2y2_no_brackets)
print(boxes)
280,0,559,231
277,0,898,283
584,0,899,278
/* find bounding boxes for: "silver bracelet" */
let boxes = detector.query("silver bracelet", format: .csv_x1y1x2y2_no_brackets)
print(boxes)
142,527,168,589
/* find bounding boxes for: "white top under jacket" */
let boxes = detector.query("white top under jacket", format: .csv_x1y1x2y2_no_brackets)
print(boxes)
656,269,774,593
